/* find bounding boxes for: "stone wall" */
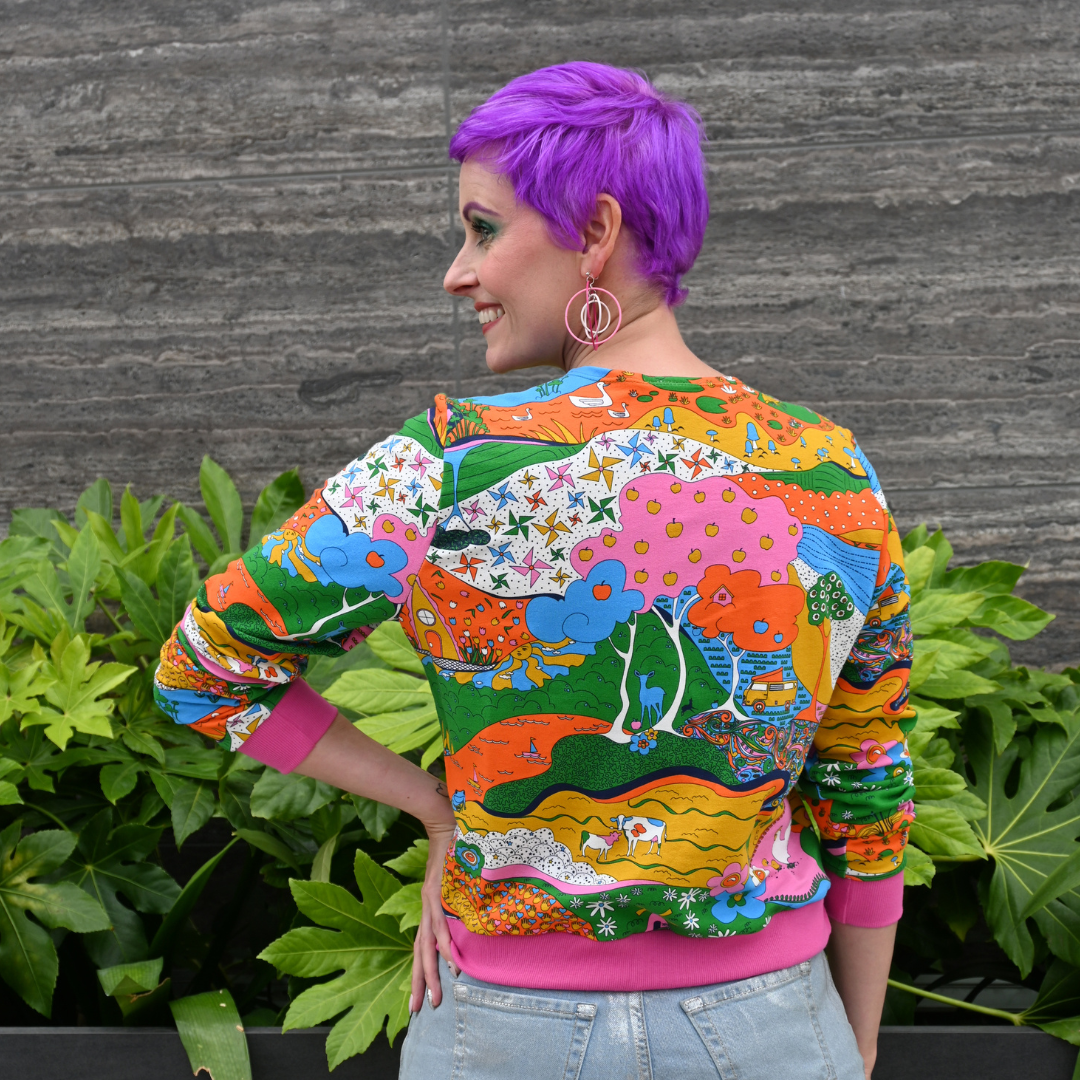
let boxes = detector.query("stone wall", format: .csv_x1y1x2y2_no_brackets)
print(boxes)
2,1,1077,665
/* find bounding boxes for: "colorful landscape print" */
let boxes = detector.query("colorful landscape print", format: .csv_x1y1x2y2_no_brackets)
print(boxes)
156,366,916,942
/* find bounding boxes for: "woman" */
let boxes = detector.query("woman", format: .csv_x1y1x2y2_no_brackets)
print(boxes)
156,63,914,1080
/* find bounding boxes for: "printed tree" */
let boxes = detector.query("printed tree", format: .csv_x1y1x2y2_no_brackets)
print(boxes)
570,472,802,742
806,571,855,707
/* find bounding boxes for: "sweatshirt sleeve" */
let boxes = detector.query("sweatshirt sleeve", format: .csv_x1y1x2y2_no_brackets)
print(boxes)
153,409,444,771
798,506,917,900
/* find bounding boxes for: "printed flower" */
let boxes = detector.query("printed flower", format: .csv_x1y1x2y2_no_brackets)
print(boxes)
711,876,768,925
454,840,485,878
663,888,678,901
597,917,618,937
852,739,900,770
588,899,614,916
683,912,700,931
707,862,748,897
629,728,658,755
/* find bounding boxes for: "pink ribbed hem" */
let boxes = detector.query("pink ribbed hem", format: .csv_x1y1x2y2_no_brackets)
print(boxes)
824,871,904,928
238,679,337,773
448,901,831,992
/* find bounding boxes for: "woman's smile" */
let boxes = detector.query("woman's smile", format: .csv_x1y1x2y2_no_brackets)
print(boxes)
477,304,505,332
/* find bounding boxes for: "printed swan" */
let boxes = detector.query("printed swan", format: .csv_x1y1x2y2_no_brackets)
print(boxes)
607,402,630,418
511,406,533,421
568,381,612,408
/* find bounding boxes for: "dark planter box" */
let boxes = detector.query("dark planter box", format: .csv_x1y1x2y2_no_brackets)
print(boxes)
0,1025,1074,1078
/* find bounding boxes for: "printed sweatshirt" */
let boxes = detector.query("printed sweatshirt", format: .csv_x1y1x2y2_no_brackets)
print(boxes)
155,367,915,990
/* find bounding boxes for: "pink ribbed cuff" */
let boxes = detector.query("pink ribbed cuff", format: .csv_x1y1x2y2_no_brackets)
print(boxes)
237,679,337,773
824,871,904,928
448,902,831,992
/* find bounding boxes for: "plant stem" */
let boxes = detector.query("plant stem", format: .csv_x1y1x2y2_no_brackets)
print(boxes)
96,595,126,635
22,801,72,830
886,978,1025,1025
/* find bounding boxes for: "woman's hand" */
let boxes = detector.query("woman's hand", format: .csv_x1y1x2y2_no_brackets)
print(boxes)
410,818,459,1012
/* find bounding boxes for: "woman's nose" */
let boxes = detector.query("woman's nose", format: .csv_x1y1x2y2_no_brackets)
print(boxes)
443,242,478,296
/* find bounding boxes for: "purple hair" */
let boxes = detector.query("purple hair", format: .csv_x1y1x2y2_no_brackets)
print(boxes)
448,62,709,306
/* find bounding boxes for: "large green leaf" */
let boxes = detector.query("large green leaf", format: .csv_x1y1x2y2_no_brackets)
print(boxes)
199,456,244,556
365,622,424,676
908,590,985,635
383,839,429,880
21,635,135,749
117,568,172,651
964,595,1055,641
249,468,305,545
249,770,338,822
324,669,433,715
64,525,103,631
75,478,113,529
353,708,440,755
177,504,222,566
259,850,413,1069
0,821,110,1015
968,713,1080,976
171,988,252,1080
156,537,199,628
61,809,180,967
152,775,215,846
909,803,984,859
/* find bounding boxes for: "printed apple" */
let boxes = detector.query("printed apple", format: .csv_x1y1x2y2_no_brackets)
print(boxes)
771,570,782,581
741,508,758,524
647,500,662,515
626,488,640,502
579,547,594,562
670,483,682,493
688,549,702,563
760,535,774,550
694,491,706,503
705,523,719,537
634,570,649,583
663,572,678,586
732,548,746,563
603,535,618,547
635,540,650,554
382,520,396,532
666,520,683,538
788,524,799,535
405,528,417,541
722,489,737,503
592,584,612,600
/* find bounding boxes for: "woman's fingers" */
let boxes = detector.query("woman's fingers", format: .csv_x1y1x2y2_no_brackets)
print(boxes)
409,923,427,1014
420,902,443,1007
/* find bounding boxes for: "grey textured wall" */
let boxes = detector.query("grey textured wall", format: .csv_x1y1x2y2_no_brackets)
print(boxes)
2,1,1078,667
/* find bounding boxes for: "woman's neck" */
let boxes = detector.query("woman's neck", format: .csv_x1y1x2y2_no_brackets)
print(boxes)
563,301,721,379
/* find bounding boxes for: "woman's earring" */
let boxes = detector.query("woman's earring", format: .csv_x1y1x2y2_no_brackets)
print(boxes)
564,272,622,350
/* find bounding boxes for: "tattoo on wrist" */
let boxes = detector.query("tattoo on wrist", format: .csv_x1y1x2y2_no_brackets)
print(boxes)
435,782,448,798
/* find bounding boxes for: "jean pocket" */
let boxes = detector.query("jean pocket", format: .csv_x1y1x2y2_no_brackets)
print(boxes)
680,961,839,1080
451,982,595,1080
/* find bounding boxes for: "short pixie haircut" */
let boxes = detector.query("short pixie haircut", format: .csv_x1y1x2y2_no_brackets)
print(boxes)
449,62,709,306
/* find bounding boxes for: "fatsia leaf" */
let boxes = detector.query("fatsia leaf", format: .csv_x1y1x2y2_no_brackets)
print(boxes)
909,803,984,859
199,456,244,556
64,525,102,631
233,828,303,873
902,844,935,887
171,988,252,1080
365,622,425,676
383,839,429,880
964,595,1055,641
259,850,413,1068
350,796,400,842
0,660,54,725
168,779,216,847
21,635,135,749
0,821,110,1015
156,537,199,629
913,766,968,801
376,882,423,932
250,771,337,822
75,478,113,529
324,669,433,715
916,669,1001,701
353,707,440,754
1022,848,1080,918
249,468,305,546
908,590,985,635
176,504,221,567
61,809,181,968
967,712,1080,976
116,568,171,650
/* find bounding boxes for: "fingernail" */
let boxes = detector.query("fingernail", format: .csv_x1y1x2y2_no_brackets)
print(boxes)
408,995,417,1013
451,964,460,978
426,988,434,1008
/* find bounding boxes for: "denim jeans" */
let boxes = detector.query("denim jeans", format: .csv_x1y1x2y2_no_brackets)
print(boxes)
398,951,864,1080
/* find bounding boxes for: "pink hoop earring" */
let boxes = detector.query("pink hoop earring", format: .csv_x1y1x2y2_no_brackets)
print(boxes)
564,273,622,350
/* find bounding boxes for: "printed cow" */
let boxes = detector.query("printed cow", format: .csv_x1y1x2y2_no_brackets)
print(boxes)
580,830,620,861
610,814,666,857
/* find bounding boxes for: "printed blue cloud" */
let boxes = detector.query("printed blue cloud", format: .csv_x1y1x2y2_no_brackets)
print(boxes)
526,560,643,644
303,514,406,596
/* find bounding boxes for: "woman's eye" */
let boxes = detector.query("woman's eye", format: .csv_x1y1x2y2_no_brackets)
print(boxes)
470,219,495,245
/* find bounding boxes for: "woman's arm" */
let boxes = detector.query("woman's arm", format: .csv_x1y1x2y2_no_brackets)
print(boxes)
293,713,458,1012
826,921,897,1080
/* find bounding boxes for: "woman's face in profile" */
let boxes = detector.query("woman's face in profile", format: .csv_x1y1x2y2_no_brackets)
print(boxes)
444,160,583,375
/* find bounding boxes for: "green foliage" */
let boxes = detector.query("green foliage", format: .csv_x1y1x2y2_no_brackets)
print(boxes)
259,851,413,1070
171,988,252,1080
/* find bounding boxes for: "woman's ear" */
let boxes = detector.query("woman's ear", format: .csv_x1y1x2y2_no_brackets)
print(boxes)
580,193,623,279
